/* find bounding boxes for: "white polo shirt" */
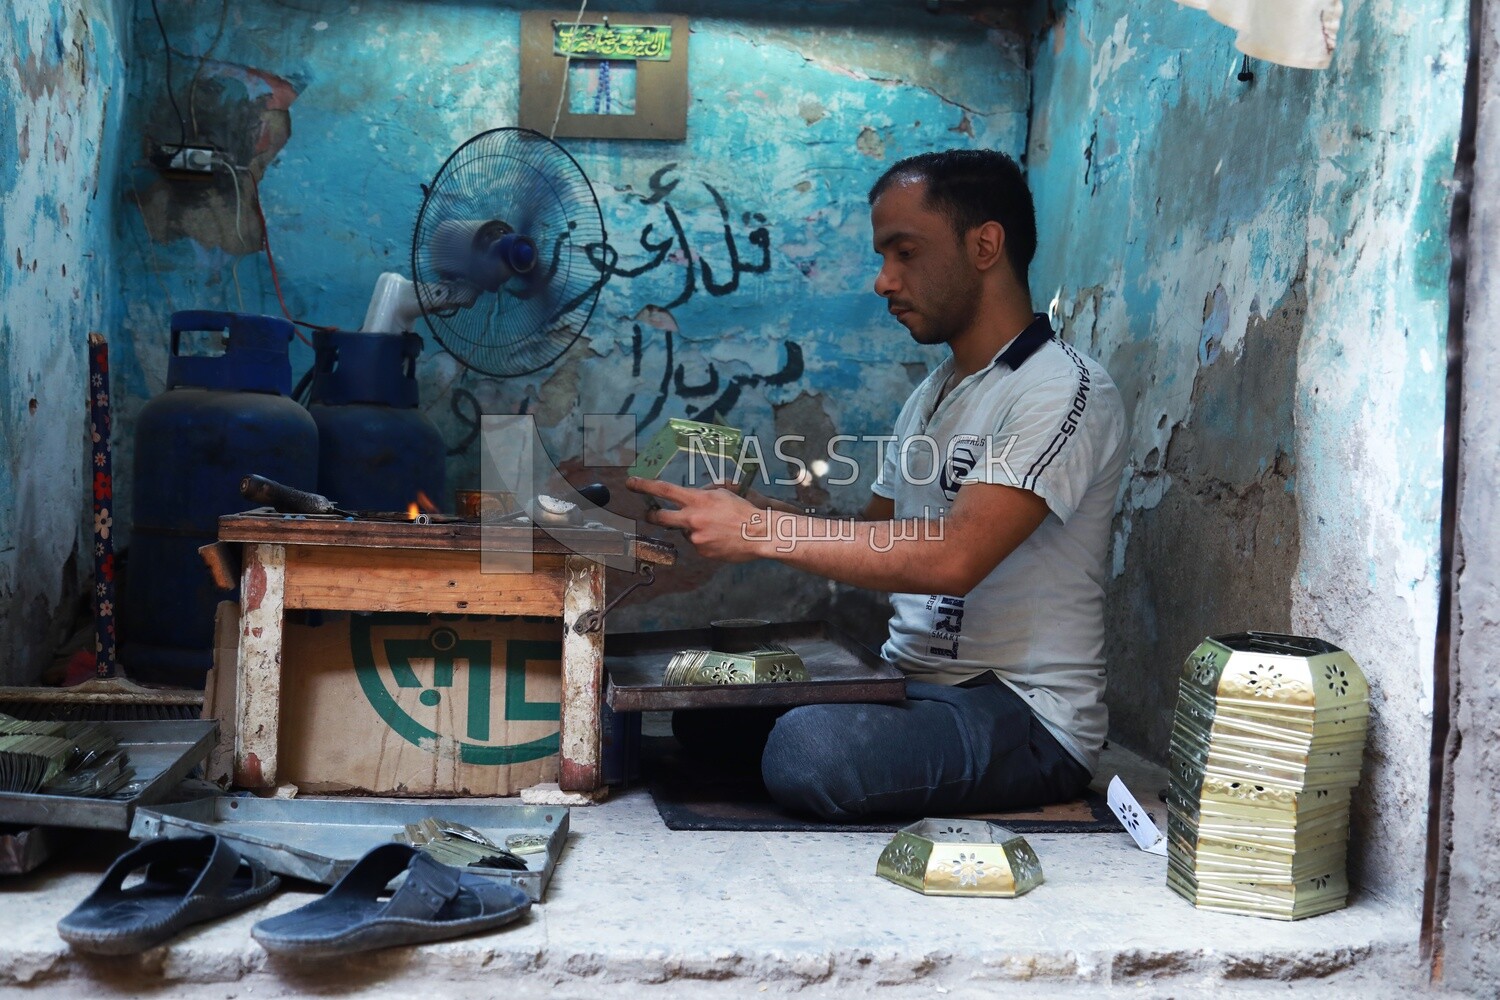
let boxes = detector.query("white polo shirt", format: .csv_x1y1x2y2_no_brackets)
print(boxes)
871,315,1128,773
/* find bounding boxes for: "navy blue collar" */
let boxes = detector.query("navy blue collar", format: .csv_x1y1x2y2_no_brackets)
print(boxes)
995,313,1053,371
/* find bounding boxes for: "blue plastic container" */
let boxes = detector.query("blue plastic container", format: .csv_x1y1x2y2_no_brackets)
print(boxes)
307,331,446,512
121,311,318,687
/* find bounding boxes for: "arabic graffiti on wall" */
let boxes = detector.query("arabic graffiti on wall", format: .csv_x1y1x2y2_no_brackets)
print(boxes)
445,163,794,456
591,164,771,309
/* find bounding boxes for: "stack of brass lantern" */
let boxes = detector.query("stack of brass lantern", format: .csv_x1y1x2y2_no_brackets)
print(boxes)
1167,632,1370,920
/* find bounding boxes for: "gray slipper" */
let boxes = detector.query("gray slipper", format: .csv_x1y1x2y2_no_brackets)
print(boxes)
58,835,280,955
251,843,531,959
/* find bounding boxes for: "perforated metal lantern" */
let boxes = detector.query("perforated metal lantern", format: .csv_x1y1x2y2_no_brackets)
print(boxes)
662,648,809,685
1166,632,1369,920
877,820,1043,898
1168,865,1350,921
627,417,761,494
1171,632,1369,792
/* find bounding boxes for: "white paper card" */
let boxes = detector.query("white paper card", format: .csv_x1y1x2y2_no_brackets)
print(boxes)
1108,775,1168,856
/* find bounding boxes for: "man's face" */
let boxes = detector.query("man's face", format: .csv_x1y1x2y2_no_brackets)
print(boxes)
871,178,981,347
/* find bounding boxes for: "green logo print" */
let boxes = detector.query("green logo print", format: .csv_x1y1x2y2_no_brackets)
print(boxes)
352,614,561,765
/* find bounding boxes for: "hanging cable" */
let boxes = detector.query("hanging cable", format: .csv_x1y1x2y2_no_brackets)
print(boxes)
219,156,246,251
187,0,230,140
230,255,245,312
246,171,334,343
149,0,189,151
219,157,248,311
128,187,177,315
549,0,590,139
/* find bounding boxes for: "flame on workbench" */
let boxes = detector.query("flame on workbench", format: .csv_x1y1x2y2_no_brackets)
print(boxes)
407,491,440,521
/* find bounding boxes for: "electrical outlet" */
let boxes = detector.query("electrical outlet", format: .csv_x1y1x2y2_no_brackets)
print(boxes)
153,143,216,175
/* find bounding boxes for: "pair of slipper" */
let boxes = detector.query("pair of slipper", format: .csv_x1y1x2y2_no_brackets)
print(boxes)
58,836,530,958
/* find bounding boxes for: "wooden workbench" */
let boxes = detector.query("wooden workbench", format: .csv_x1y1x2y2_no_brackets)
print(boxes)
217,511,674,797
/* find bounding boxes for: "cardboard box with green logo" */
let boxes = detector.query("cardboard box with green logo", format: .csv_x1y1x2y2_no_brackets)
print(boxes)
274,612,563,796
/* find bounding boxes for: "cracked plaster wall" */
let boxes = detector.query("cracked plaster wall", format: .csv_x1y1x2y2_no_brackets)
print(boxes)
0,0,128,684
1028,0,1463,910
1440,1,1500,993
111,0,1029,646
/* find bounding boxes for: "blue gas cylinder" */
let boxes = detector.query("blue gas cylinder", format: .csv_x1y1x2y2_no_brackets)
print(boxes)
307,331,446,512
122,311,318,687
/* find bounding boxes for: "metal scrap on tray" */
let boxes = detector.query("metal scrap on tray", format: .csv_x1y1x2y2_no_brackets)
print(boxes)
130,798,568,901
397,817,529,872
663,647,809,685
604,620,906,712
0,714,134,797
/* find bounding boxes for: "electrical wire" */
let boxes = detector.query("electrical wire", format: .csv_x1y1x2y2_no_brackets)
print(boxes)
187,0,230,140
219,156,247,251
128,187,177,315
222,163,246,308
208,152,247,304
549,0,590,140
219,156,248,311
150,0,189,151
255,196,318,344
246,170,332,343
230,254,245,312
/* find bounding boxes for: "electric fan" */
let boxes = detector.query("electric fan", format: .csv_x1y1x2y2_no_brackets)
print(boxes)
361,127,607,377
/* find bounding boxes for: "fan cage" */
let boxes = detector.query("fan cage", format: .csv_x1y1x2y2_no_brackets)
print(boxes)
412,127,607,378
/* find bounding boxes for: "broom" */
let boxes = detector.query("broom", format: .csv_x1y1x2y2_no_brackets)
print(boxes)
0,334,202,722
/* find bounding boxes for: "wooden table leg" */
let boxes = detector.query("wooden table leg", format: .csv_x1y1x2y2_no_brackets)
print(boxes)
559,555,605,792
235,543,286,789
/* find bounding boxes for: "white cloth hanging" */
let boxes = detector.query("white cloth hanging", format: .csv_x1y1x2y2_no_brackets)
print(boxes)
1175,0,1344,70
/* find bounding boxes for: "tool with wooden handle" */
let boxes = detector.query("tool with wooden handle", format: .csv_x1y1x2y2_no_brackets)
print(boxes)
240,474,353,516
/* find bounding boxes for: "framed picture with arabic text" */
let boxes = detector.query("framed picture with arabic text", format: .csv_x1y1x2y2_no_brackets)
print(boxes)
519,11,688,141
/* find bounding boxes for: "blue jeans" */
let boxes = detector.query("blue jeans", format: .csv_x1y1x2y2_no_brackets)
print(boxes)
673,679,1091,820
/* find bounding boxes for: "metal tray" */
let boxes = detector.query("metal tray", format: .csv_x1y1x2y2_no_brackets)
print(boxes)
0,719,218,831
130,797,568,901
605,620,905,711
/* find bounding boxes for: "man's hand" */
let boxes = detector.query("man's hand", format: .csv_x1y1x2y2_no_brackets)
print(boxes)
628,475,1049,596
706,479,807,516
626,477,768,562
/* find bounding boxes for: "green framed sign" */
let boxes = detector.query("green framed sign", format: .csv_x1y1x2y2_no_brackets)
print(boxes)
553,23,673,61
521,11,688,140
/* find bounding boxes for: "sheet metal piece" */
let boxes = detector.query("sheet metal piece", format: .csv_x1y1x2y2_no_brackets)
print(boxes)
0,720,217,831
0,825,57,875
626,417,761,488
605,620,905,711
130,797,568,901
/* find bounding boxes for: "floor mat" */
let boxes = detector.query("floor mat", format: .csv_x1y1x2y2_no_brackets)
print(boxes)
643,739,1119,833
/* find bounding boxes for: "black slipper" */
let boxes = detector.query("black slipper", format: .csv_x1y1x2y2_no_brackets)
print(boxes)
251,843,531,959
58,835,280,955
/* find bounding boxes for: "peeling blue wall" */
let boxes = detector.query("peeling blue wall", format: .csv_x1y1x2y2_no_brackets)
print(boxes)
7,0,1462,916
1028,0,1464,906
1,0,128,684
113,0,1030,639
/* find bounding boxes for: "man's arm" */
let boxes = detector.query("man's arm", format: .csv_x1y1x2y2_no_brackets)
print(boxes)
628,477,1048,596
862,493,895,521
724,486,894,521
729,483,807,517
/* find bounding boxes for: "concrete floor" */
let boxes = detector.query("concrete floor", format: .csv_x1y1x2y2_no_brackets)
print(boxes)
0,745,1437,999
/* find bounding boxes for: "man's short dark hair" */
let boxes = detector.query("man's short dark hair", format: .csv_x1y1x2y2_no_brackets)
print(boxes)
868,149,1037,291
